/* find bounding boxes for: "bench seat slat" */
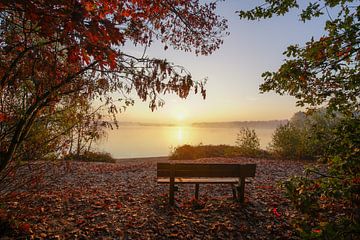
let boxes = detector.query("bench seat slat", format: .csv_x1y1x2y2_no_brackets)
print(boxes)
157,177,239,184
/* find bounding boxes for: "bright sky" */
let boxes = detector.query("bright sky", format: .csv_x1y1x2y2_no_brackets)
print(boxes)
117,1,329,124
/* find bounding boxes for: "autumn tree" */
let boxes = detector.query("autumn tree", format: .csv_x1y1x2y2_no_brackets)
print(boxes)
238,1,359,238
0,0,228,172
13,95,108,161
63,98,108,157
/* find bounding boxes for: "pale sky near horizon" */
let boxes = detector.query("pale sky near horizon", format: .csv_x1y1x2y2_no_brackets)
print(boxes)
114,1,329,124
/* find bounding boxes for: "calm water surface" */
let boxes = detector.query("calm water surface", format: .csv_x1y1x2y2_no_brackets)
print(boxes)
96,126,275,158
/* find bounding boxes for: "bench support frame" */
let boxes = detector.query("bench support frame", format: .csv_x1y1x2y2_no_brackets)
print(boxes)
157,163,256,206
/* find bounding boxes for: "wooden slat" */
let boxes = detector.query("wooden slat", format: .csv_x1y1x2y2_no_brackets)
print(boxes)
157,163,171,178
157,163,256,178
157,177,239,184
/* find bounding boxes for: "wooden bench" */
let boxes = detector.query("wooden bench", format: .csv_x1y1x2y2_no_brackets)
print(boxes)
157,163,256,205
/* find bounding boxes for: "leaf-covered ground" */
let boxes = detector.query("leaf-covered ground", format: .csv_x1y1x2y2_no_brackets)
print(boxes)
0,157,310,239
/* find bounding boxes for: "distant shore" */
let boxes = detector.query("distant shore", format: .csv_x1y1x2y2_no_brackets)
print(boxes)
105,119,288,128
115,156,169,163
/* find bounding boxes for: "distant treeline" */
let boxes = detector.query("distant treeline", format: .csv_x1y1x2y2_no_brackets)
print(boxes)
113,120,289,128
115,122,176,127
191,120,288,128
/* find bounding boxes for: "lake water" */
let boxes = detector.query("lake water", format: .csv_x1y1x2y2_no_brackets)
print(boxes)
95,125,276,159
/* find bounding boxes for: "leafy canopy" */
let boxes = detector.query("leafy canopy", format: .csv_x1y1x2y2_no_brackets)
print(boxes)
0,0,228,171
239,0,359,114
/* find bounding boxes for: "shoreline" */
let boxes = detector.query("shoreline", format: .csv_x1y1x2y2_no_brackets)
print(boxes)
115,156,169,163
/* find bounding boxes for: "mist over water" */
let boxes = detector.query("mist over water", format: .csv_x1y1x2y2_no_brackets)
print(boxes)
95,125,275,159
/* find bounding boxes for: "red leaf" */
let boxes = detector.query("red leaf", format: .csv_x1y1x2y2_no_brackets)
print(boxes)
19,223,31,233
0,113,8,122
77,219,85,225
272,208,281,218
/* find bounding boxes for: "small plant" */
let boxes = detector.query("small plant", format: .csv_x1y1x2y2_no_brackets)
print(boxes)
269,123,304,159
235,127,261,157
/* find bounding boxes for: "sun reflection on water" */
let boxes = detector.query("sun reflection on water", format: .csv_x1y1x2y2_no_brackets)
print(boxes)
177,126,184,142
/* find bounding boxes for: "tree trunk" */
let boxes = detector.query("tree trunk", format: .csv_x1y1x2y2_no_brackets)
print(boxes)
76,125,82,157
0,94,48,173
0,112,36,172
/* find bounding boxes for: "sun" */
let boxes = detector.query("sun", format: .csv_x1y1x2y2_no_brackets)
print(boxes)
171,104,188,124
176,112,186,122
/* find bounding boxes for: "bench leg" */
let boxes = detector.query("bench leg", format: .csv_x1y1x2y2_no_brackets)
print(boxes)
195,184,199,200
169,177,175,205
231,184,237,199
238,177,245,203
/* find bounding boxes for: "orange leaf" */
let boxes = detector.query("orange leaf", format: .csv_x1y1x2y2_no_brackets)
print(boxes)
84,2,94,12
122,9,132,17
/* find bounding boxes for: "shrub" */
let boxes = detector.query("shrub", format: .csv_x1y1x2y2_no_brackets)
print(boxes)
269,123,305,159
282,116,360,239
64,151,116,163
169,144,240,160
169,143,271,160
235,127,261,157
269,110,342,160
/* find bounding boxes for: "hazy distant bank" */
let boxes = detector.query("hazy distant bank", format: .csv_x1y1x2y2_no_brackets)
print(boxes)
191,120,288,128
114,120,288,128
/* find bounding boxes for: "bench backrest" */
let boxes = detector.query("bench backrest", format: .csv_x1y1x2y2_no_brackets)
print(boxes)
157,163,256,178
